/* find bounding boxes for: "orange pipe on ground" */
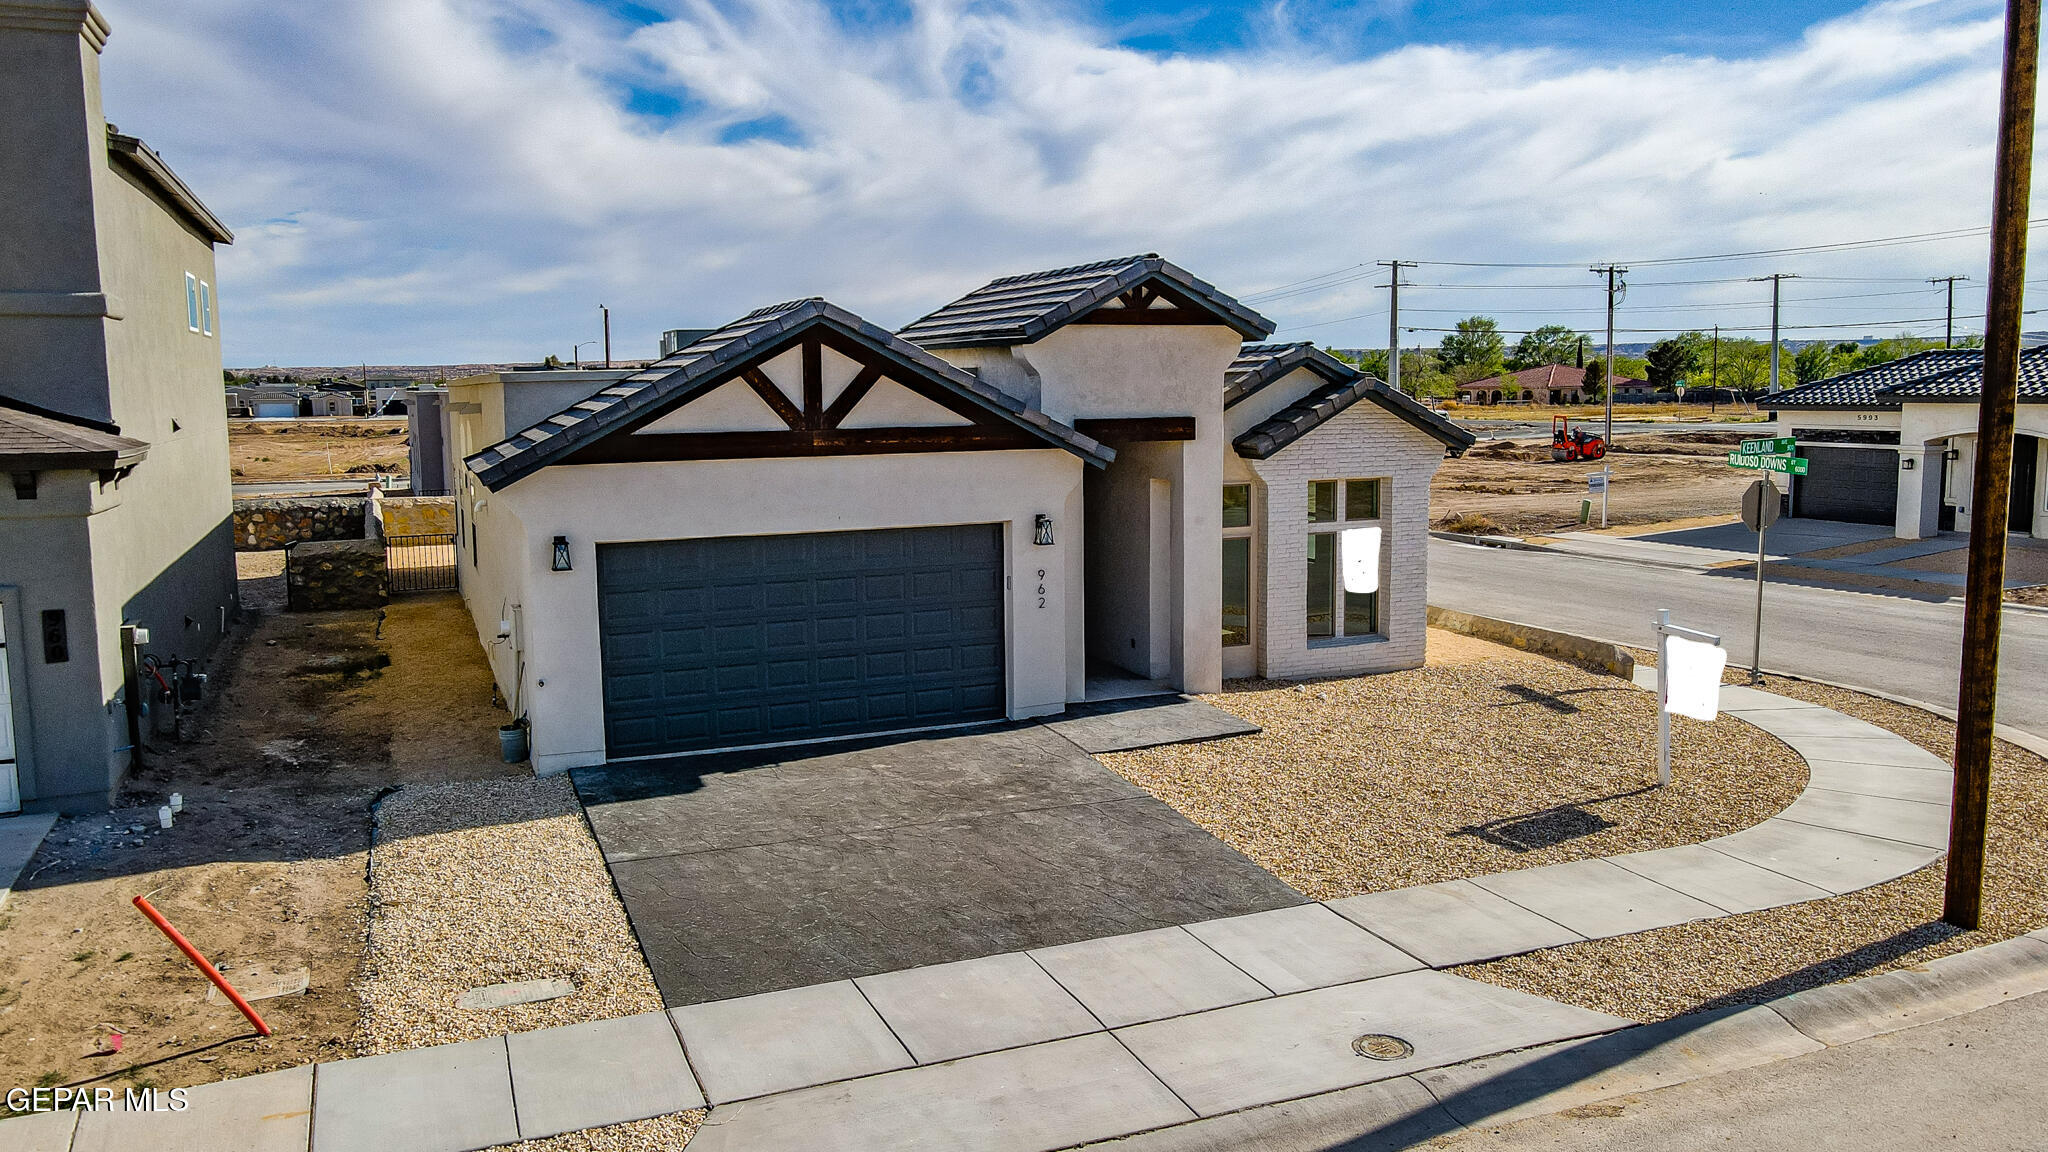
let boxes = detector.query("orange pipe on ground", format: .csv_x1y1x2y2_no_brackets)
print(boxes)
132,895,272,1037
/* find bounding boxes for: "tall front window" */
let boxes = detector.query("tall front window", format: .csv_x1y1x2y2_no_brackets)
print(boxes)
199,281,213,336
1222,484,1253,647
1307,478,1385,641
184,273,200,332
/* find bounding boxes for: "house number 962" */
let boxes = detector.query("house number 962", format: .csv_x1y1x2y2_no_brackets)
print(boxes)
1037,569,1047,609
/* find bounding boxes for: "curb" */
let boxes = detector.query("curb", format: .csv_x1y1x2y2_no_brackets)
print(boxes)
1425,606,1636,679
1428,530,1542,550
1076,928,2048,1151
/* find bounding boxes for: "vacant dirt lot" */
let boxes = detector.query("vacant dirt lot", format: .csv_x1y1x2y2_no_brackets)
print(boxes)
230,419,409,482
1097,630,1807,898
1432,430,1757,536
0,584,513,1102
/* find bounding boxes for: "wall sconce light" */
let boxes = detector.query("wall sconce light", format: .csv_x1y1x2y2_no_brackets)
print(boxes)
551,535,572,571
1033,514,1055,546
1945,447,1963,461
1902,457,1917,471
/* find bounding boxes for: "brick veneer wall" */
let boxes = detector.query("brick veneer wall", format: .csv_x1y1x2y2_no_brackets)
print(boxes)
1243,401,1448,680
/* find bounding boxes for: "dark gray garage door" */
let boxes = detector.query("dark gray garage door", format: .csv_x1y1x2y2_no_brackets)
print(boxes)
1793,446,1898,526
597,525,1005,758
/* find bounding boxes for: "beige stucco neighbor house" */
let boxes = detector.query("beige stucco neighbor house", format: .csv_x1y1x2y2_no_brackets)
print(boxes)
0,1,238,812
1766,350,2048,539
450,257,1471,772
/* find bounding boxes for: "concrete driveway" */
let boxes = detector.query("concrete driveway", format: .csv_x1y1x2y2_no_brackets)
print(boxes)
572,722,1304,1006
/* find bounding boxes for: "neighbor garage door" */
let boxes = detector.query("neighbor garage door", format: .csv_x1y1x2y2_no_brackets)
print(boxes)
1793,446,1898,526
597,525,1005,758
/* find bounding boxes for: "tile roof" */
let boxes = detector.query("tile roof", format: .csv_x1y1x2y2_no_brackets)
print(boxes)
1762,350,1982,409
896,254,1275,349
1227,343,1476,458
0,396,150,470
1876,347,2048,401
465,298,1113,490
1224,342,1356,407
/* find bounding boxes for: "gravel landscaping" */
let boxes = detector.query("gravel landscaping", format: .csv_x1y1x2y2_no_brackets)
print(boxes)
1095,631,1807,899
486,1111,707,1152
1456,667,2048,1023
355,775,664,1054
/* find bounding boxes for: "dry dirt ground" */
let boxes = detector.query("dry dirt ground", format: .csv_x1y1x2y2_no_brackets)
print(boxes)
1447,402,1769,421
1456,661,2048,1024
1432,430,1757,536
1096,630,1807,899
0,570,514,1104
229,419,409,482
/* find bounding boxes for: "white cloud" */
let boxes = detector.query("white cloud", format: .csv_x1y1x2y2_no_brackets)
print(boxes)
93,0,2018,362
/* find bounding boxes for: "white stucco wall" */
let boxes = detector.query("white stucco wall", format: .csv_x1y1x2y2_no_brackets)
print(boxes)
1017,324,1241,693
1242,401,1446,680
476,449,1085,773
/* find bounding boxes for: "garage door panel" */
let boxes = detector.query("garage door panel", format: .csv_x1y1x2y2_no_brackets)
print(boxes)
1794,446,1897,526
598,525,1006,758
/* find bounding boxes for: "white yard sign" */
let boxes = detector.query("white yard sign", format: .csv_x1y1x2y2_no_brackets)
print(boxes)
1340,526,1381,594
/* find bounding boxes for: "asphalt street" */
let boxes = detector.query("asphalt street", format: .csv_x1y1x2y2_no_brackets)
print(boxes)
1429,538,2048,739
1425,989,2048,1152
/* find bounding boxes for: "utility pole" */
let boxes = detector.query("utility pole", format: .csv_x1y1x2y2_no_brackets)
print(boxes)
1930,276,1970,347
1945,0,2037,931
1379,261,1416,394
1710,325,1721,414
601,305,612,369
1754,273,1798,392
1591,265,1626,527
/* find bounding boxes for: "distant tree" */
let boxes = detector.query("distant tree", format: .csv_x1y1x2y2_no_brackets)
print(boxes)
1438,316,1506,376
1645,335,1704,389
542,353,565,368
1792,342,1838,386
1507,325,1585,370
1717,338,1773,391
1581,358,1605,398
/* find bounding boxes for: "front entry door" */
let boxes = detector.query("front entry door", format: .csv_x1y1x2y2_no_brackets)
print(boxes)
0,604,19,813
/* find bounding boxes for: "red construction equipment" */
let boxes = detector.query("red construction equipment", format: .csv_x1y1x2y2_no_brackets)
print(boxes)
132,895,272,1036
1551,415,1607,462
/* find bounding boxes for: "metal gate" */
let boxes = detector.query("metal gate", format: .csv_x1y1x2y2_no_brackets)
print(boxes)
386,532,458,593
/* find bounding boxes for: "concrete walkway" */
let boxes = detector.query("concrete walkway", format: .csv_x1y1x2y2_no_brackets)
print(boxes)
0,812,57,913
0,681,1960,1152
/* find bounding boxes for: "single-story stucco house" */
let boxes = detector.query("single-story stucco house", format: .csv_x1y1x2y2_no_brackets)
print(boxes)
1765,349,2048,539
446,256,1473,771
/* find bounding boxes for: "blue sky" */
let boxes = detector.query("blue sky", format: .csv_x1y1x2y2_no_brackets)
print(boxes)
94,0,2021,364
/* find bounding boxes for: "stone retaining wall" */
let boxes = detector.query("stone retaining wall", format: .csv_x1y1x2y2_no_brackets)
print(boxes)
235,497,366,551
286,539,389,611
376,496,456,538
1426,606,1636,679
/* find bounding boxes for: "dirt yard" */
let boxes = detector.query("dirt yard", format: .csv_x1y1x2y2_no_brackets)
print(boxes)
229,419,409,482
1458,665,2048,1023
0,580,514,1102
1096,630,1807,898
1432,430,1756,536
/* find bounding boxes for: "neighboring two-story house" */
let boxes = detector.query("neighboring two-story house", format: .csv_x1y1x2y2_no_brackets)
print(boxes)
0,0,237,812
447,256,1470,772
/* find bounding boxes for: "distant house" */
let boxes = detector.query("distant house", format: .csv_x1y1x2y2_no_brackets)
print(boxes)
2,3,238,812
1455,364,1650,405
1765,349,2048,539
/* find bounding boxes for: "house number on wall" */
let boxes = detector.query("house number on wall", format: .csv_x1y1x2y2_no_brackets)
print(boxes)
1037,569,1047,609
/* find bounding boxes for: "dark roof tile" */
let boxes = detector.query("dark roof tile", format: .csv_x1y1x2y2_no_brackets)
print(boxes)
898,254,1274,348
0,396,150,469
465,298,1111,489
1228,343,1475,457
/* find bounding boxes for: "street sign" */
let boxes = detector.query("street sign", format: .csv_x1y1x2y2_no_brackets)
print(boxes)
1741,478,1781,531
1586,472,1608,493
1739,436,1797,455
1726,452,1810,475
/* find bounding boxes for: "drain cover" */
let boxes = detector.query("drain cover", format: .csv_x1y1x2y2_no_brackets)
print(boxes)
1352,1033,1414,1061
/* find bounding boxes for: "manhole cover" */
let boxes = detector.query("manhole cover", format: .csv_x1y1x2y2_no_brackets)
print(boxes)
1352,1033,1415,1061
